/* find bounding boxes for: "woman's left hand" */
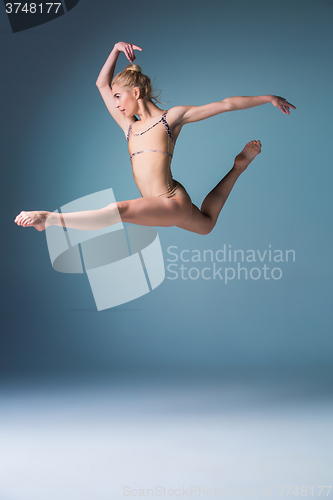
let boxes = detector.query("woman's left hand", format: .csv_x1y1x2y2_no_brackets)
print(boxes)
271,96,296,115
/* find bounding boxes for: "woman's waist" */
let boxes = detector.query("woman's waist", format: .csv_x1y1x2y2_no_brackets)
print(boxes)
131,157,172,176
138,178,191,200
133,174,177,198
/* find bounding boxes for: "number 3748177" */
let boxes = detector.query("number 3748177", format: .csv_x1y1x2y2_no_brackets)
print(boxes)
5,3,62,14
276,486,332,496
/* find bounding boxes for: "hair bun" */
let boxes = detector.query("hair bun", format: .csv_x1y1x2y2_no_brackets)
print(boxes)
125,64,141,73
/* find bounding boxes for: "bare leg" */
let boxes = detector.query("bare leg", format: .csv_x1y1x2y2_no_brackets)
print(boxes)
14,140,260,234
14,195,193,231
177,140,262,235
14,204,120,232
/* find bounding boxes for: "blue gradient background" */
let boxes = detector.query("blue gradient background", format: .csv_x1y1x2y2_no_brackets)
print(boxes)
2,0,332,374
1,1,333,496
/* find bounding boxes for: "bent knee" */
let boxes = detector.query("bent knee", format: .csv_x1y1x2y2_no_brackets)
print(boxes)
198,227,213,236
198,220,215,235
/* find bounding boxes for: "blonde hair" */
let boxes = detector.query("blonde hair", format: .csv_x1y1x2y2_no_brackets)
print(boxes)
112,64,161,103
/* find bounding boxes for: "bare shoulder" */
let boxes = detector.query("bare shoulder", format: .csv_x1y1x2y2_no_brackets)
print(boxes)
166,106,189,126
165,106,190,140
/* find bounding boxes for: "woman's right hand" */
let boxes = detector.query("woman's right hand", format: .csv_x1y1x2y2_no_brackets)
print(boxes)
114,42,142,63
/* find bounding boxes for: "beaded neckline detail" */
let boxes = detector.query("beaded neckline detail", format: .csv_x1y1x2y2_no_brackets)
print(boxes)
127,110,174,144
131,116,163,136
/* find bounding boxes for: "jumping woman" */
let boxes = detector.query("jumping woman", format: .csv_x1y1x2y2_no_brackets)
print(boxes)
14,41,296,235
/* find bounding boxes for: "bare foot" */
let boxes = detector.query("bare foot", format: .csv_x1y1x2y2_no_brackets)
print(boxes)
14,210,51,232
233,140,262,173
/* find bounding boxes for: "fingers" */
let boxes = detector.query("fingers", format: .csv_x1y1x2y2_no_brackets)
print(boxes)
282,99,291,115
282,105,289,115
284,98,296,109
127,46,134,63
129,45,135,62
124,46,131,61
122,43,142,63
280,97,296,114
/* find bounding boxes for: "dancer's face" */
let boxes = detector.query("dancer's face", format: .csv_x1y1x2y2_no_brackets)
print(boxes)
113,84,139,117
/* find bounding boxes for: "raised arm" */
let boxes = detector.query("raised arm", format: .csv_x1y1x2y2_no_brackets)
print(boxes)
170,95,296,129
96,42,142,130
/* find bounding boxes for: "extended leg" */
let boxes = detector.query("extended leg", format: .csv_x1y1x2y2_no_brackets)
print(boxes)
177,140,261,235
14,203,121,232
14,194,193,231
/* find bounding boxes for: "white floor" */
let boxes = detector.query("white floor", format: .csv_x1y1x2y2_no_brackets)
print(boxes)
1,373,332,500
